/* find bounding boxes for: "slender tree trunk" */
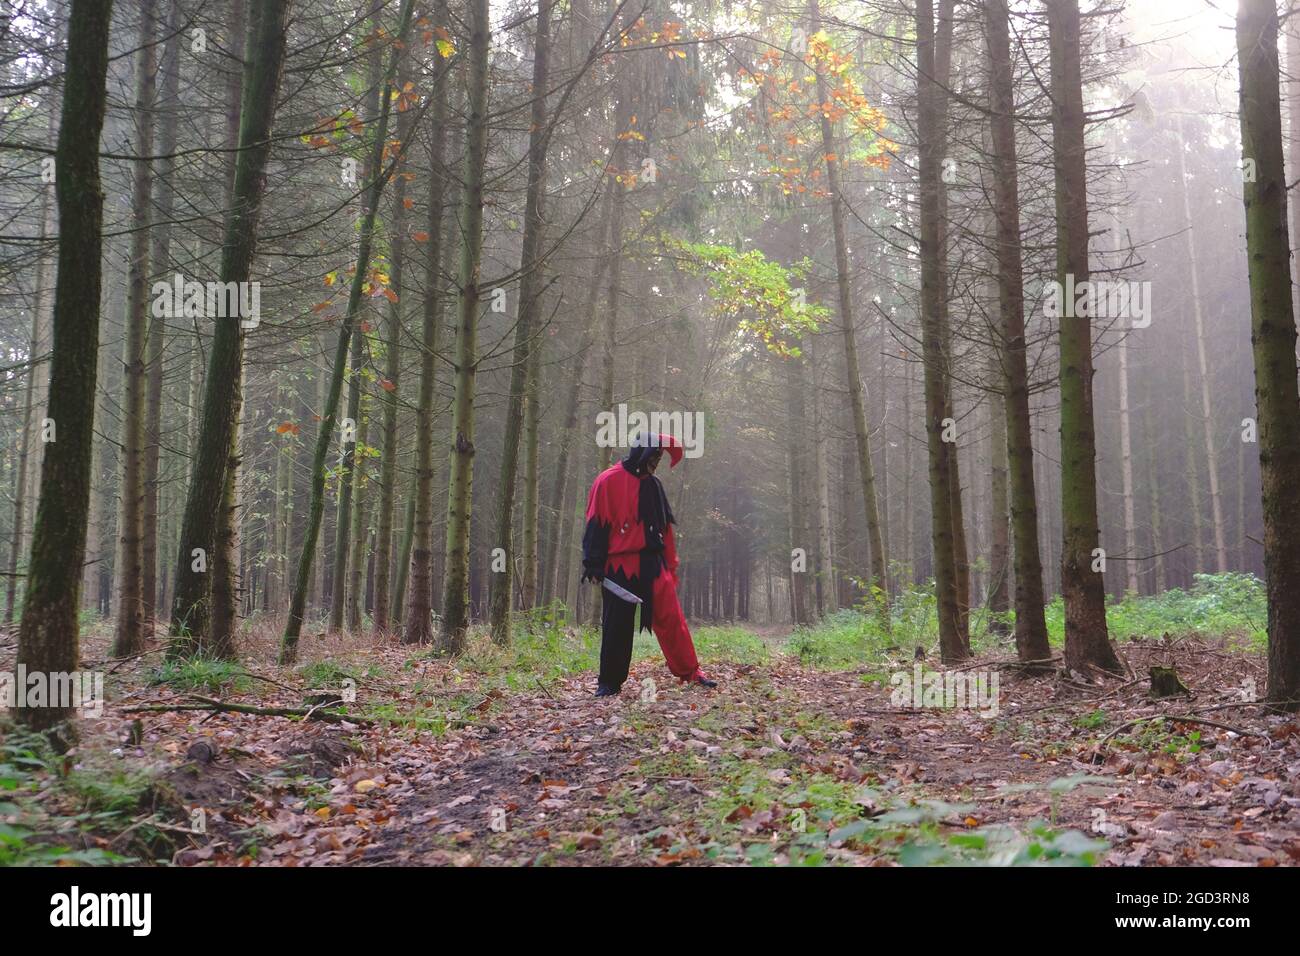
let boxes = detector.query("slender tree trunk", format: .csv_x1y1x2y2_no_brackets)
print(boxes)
16,0,113,733
902,356,914,585
1047,0,1121,674
6,169,55,625
374,44,414,634
404,41,450,644
347,402,370,631
209,408,241,657
982,13,1055,658
1173,343,1204,582
1237,0,1300,709
1143,393,1167,593
786,351,812,626
112,0,157,658
916,0,966,661
391,494,415,626
489,0,552,644
280,0,414,661
142,2,182,633
1173,115,1229,572
331,33,383,634
811,336,835,616
169,0,289,655
809,0,888,627
520,308,544,611
933,1,969,643
205,0,248,655
1117,326,1140,597
540,197,611,606
987,353,1011,629
439,0,491,652
551,451,579,610
590,136,628,633
312,337,328,611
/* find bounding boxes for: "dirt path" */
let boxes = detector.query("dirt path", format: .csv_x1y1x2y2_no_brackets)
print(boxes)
304,644,1300,866
13,630,1299,867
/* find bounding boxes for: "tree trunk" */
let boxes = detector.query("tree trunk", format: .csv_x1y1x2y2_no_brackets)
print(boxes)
811,335,835,616
331,32,383,634
987,351,1011,629
142,1,182,633
404,37,450,644
1047,0,1121,674
374,42,415,635
6,139,56,625
1173,114,1229,572
1142,392,1167,593
208,407,241,657
206,0,248,656
280,0,414,661
1179,342,1205,579
488,0,552,644
785,352,812,626
112,0,156,658
1236,0,1300,709
540,194,611,607
916,0,966,662
1117,317,1139,595
520,306,544,612
439,0,491,652
169,0,290,656
347,401,370,631
810,0,888,627
15,0,113,733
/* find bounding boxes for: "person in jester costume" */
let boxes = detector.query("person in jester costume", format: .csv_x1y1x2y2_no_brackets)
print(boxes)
581,431,717,696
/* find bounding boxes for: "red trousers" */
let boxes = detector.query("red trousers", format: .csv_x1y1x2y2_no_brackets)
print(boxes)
598,571,699,689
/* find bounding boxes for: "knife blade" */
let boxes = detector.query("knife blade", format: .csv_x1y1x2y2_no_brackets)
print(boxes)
600,577,643,605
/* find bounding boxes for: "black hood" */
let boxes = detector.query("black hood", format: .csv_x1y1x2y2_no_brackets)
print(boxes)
620,431,684,476
622,443,662,476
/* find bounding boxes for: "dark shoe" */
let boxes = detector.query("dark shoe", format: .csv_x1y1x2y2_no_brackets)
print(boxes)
595,684,620,697
685,669,717,689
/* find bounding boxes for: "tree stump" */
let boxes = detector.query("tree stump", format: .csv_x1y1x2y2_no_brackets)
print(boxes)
1148,666,1189,699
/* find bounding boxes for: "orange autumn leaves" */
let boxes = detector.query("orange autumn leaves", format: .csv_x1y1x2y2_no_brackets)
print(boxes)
618,17,689,58
300,18,452,153
313,264,398,324
738,30,896,197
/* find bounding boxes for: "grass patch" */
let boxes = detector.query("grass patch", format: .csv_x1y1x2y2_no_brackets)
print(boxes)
150,657,250,695
0,725,144,865
1045,572,1265,646
783,573,1267,671
692,626,770,664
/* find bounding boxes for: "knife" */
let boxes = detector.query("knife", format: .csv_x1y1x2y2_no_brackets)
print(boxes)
601,577,643,605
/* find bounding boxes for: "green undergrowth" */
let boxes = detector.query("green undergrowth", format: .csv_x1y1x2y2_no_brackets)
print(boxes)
385,572,1264,685
785,572,1266,670
0,723,167,866
149,657,251,695
407,608,771,693
1044,572,1264,647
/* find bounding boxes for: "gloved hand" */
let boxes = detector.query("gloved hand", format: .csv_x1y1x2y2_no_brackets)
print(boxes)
581,567,605,584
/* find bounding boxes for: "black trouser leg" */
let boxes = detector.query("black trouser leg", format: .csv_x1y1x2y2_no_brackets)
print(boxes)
598,586,637,689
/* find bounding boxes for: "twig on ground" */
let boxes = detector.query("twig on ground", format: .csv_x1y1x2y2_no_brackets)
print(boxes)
125,695,376,726
1090,713,1268,760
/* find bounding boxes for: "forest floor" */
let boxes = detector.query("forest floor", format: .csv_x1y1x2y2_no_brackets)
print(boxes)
4,614,1300,867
